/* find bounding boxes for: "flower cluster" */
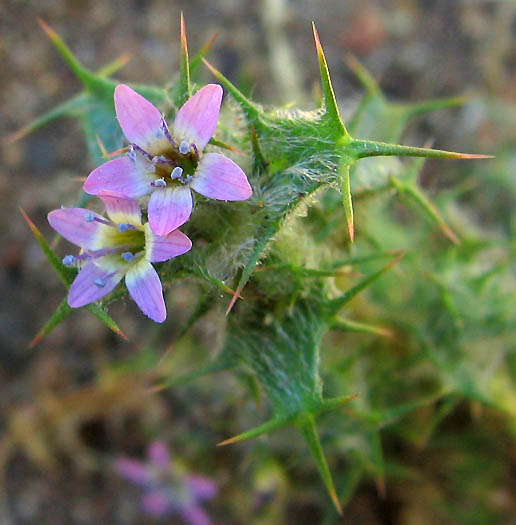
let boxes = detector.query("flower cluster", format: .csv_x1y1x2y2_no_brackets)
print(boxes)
114,441,217,524
48,84,252,321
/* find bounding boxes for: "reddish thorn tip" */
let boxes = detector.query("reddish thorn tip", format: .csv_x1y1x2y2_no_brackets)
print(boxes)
38,18,58,41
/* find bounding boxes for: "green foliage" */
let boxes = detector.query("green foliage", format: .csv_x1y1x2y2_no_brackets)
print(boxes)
18,20,513,518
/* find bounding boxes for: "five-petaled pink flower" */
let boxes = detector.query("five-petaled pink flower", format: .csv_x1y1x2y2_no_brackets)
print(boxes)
84,84,252,235
115,441,217,524
48,192,191,322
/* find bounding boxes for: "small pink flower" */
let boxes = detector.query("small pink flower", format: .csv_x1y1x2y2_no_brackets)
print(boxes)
115,441,217,524
84,84,252,235
48,192,192,322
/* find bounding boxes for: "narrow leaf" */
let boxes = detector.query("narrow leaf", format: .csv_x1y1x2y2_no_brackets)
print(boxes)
178,13,191,106
390,175,459,244
29,297,73,348
312,23,347,137
298,415,342,514
6,94,89,144
190,32,219,73
203,58,262,122
326,252,405,314
218,417,291,446
340,162,354,242
330,318,391,337
350,138,493,160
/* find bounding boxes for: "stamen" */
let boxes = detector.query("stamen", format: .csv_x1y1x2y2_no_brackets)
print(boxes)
179,140,190,155
62,255,76,266
129,143,153,161
152,155,176,166
84,212,113,227
191,143,199,159
171,166,184,180
117,223,135,233
162,119,177,148
94,278,106,288
121,252,135,262
151,178,167,188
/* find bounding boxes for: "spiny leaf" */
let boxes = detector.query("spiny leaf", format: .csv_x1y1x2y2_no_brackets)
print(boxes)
226,221,280,314
312,23,348,137
6,94,89,144
29,297,74,348
350,138,493,161
178,12,190,106
390,175,459,244
297,415,342,514
189,31,218,73
326,252,405,314
150,360,235,392
203,58,263,122
217,416,291,446
20,207,75,286
329,318,391,337
38,18,94,88
339,161,354,242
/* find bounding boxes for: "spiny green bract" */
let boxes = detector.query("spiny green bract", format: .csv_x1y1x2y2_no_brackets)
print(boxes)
19,19,501,514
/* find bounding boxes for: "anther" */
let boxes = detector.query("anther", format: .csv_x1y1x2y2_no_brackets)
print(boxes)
94,277,106,288
62,255,76,266
152,155,175,166
171,166,184,180
121,252,135,262
179,140,190,155
117,223,135,233
151,178,167,188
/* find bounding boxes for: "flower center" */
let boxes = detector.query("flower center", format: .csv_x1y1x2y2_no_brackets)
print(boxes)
129,137,199,189
63,214,146,267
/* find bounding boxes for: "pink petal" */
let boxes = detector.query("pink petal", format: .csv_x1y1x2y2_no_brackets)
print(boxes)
173,84,223,152
68,261,123,307
98,192,142,226
147,441,171,469
180,505,212,525
186,475,217,501
114,458,153,487
114,84,171,156
191,153,252,201
125,260,166,323
148,186,193,235
145,225,192,263
83,156,154,198
141,490,173,518
48,208,103,250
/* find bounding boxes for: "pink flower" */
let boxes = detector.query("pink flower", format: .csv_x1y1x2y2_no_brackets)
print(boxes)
84,84,252,235
48,192,192,322
114,441,217,524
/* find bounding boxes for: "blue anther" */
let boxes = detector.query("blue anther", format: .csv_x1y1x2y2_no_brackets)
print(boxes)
117,223,133,233
179,140,190,155
94,277,106,287
121,252,135,262
62,255,76,266
84,212,95,222
151,178,167,188
171,166,184,180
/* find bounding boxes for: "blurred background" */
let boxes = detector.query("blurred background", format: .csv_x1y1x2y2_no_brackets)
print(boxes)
1,0,515,523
